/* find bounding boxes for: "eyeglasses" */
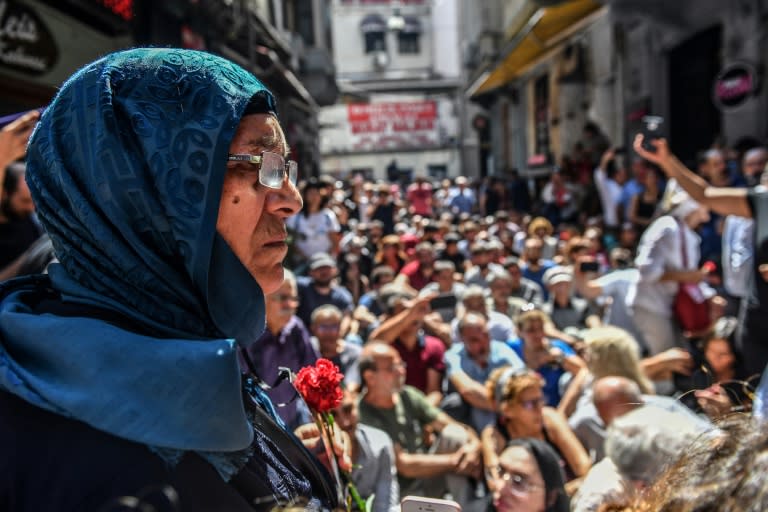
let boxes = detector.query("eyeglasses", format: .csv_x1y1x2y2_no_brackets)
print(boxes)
377,361,406,373
498,469,544,496
314,323,340,332
227,151,298,189
270,294,299,303
518,397,545,410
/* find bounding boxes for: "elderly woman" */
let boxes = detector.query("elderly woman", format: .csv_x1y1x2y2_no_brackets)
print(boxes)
481,366,591,493
0,49,339,510
491,438,570,512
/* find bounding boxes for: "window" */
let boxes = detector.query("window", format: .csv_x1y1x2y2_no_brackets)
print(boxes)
398,16,421,55
398,33,419,54
365,32,387,53
360,14,387,54
533,74,551,159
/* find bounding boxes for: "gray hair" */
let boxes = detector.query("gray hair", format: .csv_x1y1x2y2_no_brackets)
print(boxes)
282,269,297,289
310,304,343,324
605,406,709,484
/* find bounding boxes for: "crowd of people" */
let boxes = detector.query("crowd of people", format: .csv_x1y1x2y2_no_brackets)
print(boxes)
2,48,768,512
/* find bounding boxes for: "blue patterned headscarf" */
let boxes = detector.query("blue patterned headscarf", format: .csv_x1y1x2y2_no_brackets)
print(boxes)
0,49,282,468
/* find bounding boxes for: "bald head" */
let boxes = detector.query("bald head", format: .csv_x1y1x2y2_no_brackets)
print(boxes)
593,376,644,426
743,147,768,179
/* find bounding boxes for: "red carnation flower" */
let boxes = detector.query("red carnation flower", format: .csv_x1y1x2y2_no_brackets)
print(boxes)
294,358,344,413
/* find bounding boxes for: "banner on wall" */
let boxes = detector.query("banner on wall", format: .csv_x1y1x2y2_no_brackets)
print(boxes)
346,101,440,151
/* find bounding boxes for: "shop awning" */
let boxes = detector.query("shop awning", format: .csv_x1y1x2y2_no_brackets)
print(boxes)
360,14,387,34
469,0,604,97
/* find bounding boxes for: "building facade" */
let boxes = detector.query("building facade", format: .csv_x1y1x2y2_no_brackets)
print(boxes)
319,0,464,182
464,0,768,178
0,0,335,175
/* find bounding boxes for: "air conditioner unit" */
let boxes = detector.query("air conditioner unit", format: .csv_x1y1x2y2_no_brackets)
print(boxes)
373,51,389,70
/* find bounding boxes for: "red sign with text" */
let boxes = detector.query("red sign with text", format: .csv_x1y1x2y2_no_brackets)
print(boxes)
347,101,436,134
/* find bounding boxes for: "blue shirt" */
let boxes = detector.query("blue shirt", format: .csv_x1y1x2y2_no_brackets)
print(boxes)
445,340,524,430
506,338,575,406
296,277,354,328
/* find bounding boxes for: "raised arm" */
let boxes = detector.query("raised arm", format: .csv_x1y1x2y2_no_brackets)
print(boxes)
633,134,751,218
0,110,39,199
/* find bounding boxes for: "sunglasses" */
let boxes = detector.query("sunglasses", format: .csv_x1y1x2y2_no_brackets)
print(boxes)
227,151,298,189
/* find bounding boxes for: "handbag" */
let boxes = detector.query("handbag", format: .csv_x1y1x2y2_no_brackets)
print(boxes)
672,222,710,332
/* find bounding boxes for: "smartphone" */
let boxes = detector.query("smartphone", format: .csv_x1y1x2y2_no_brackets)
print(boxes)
579,261,600,273
641,115,664,152
401,496,462,512
429,294,457,311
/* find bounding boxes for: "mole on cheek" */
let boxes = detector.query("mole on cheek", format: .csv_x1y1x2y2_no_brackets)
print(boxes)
233,195,240,204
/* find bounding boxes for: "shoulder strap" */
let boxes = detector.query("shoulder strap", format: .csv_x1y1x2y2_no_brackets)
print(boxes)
677,220,688,267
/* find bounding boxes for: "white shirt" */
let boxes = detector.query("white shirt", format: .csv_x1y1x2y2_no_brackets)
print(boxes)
594,166,623,228
627,216,711,316
288,208,340,257
722,215,753,298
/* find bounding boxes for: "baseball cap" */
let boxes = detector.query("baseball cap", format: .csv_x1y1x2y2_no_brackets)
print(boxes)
309,252,337,270
543,266,573,286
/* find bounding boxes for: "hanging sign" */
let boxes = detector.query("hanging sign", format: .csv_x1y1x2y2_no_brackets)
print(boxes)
713,62,758,110
0,0,58,75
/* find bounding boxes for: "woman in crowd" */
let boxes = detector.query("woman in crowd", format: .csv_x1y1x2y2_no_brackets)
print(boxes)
506,309,586,407
677,316,753,417
482,366,591,493
338,253,370,306
373,234,408,273
287,177,341,272
490,438,570,512
514,216,559,261
628,166,663,231
0,48,340,511
557,326,654,418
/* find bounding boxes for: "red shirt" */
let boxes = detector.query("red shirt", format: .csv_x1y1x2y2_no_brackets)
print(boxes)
393,335,446,393
406,183,433,216
399,260,433,291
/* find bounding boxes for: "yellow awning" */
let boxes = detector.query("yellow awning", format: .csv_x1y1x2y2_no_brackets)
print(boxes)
471,0,603,97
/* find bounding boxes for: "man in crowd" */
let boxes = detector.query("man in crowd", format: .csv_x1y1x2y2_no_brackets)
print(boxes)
296,252,354,335
358,342,486,511
310,304,362,390
448,176,476,215
521,237,556,298
571,378,712,512
245,270,318,430
333,390,400,512
542,265,601,333
420,260,464,322
502,256,544,306
464,240,504,288
399,241,436,291
368,288,446,405
442,312,524,432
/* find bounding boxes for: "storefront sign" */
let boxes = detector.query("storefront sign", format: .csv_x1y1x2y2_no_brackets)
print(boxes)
0,0,58,75
346,101,439,150
713,63,758,110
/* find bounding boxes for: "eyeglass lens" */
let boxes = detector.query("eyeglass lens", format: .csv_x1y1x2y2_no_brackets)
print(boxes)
261,151,298,189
